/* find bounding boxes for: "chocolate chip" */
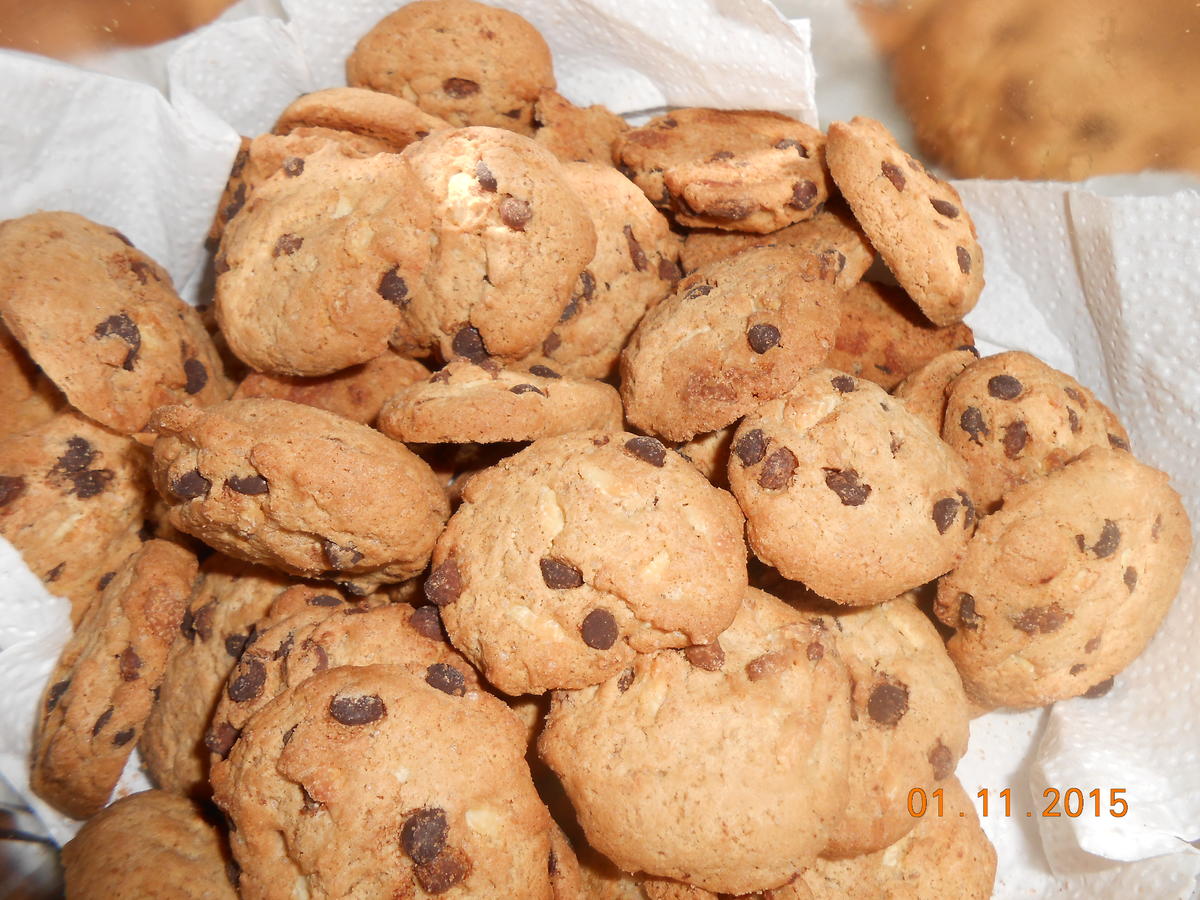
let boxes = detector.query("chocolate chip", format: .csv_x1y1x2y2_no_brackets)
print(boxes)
402,807,449,865
658,257,682,282
409,605,445,641
540,557,584,589
273,233,303,257
499,196,532,230
306,594,342,609
225,633,249,659
747,323,781,354
1075,533,1087,552
112,728,136,747
171,469,211,500
705,199,753,221
623,225,648,270
624,435,666,467
1108,433,1130,451
180,608,196,640
788,180,818,210
867,682,909,726
68,469,113,499
510,383,546,396
684,641,724,671
987,374,1023,399
617,668,635,692
956,246,972,274
1092,520,1121,558
1084,676,1114,699
801,642,822,663
222,183,246,223
306,640,329,673
282,156,304,177
475,160,497,192
930,198,960,218
823,468,871,506
97,315,144,375
443,77,480,97
774,138,808,157
1013,603,1068,634
415,848,471,893
684,283,713,300
0,475,25,507
831,375,856,393
928,741,954,780
45,563,64,582
541,332,560,356
273,633,295,661
425,663,466,696
745,652,784,681
425,559,463,606
92,707,113,736
758,447,797,490
451,325,487,361
226,474,269,495
378,267,409,306
549,849,558,877
581,609,618,650
1085,636,1102,653
1124,567,1137,592
529,365,560,379
881,161,906,190
959,406,989,444
1070,663,1086,675
119,647,142,681
192,603,215,642
227,658,266,702
97,571,116,591
329,693,386,725
205,721,240,758
660,117,678,128
1002,420,1028,459
183,358,208,394
322,539,363,571
733,429,767,466
889,434,903,457
958,593,980,629
932,497,959,534
45,679,70,715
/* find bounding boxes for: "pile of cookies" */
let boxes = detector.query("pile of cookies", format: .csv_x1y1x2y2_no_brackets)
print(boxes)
0,0,1191,896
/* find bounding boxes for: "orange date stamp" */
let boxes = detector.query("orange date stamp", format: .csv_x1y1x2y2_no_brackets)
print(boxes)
908,787,1129,818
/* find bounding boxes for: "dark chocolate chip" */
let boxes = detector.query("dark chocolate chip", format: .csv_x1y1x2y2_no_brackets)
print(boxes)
959,406,989,444
402,807,448,865
1108,433,1130,451
1013,603,1068,634
308,594,342,608
425,559,463,606
0,475,26,507
1124,567,1137,592
272,233,303,257
624,435,666,467
705,199,753,221
1063,407,1080,434
192,603,215,642
425,663,466,696
529,365,560,379
273,633,294,661
510,383,546,396
227,658,266,702
92,707,114,736
774,138,808,157
119,647,142,681
881,160,906,190
580,608,618,650
958,593,980,629
451,325,487,361
745,652,784,681
171,469,211,500
409,605,445,642
867,682,909,726
94,313,141,370
205,722,240,758
1070,663,1087,676
499,196,532,230
282,156,304,177
112,728,136,747
758,447,797,490
540,557,584,589
225,633,249,659
1063,386,1085,407
733,429,767,466
932,497,959,534
69,469,113,499
541,332,561,356
831,375,856,393
930,198,960,218
617,668,635,692
222,183,246,222
1092,520,1121,558
415,848,471,894
788,179,818,210
684,641,725,671
684,283,713,300
443,77,480,97
624,225,648,271
928,741,954,780
378,267,409,306
956,246,972,274
328,693,386,725
45,679,70,715
987,374,1023,399
475,160,497,192
183,358,208,394
45,562,64,582
549,849,558,877
1002,420,1028,459
321,539,363,571
1084,677,1114,699
97,571,116,591
747,323,781,354
658,257,682,282
823,468,871,506
226,473,269,495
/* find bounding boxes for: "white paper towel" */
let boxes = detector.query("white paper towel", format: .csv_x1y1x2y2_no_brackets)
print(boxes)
0,1,1197,895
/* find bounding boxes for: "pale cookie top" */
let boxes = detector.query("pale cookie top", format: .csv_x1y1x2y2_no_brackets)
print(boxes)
273,86,450,147
538,588,851,895
62,790,237,900
826,116,983,326
621,245,843,442
346,0,555,135
0,211,232,433
532,89,630,166
614,108,832,234
935,446,1192,709
941,350,1130,512
150,399,448,591
428,431,747,695
728,369,975,605
399,126,596,362
211,664,557,900
215,146,433,376
377,358,623,443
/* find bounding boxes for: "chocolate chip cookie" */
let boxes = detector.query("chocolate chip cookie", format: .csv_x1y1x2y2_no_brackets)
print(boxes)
0,321,62,440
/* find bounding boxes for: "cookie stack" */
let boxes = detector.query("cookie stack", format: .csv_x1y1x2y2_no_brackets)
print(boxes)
0,1,1190,897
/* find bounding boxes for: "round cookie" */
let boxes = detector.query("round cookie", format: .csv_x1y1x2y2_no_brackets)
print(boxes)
0,321,62,441
892,347,980,434
215,145,433,376
935,446,1192,709
538,588,852,894
825,280,975,390
378,359,623,444
346,0,556,136
398,126,597,362
429,431,747,695
140,556,302,797
31,540,197,819
149,399,449,591
211,663,558,899
678,200,874,292
728,369,975,605
0,410,151,624
825,116,983,326
532,89,631,166
273,86,450,147
233,349,430,425
0,211,232,433
941,350,1130,512
522,160,682,380
61,790,237,900
620,245,843,442
613,108,832,234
